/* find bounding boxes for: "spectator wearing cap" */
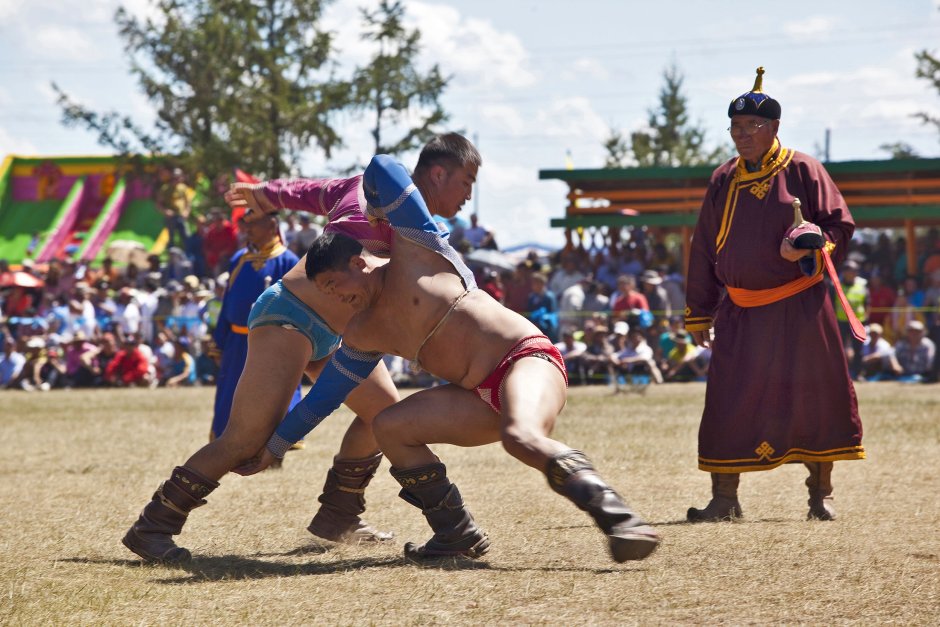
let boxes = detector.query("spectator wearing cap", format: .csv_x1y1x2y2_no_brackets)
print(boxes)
104,333,152,387
639,269,671,320
890,320,936,381
613,326,663,385
684,67,863,523
859,323,895,381
207,210,299,439
661,330,695,381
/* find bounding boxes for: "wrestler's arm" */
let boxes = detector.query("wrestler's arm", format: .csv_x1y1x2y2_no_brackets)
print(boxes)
225,178,336,218
266,344,382,458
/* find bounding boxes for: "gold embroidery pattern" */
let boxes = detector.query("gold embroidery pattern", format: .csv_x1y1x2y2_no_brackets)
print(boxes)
755,441,775,460
749,179,771,199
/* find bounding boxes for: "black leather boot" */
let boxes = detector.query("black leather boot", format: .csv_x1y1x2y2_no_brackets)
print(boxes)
122,466,219,565
687,472,743,522
546,450,660,562
391,463,489,560
308,453,394,543
805,462,836,521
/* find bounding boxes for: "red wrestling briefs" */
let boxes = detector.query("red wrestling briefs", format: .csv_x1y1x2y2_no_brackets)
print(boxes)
474,335,568,414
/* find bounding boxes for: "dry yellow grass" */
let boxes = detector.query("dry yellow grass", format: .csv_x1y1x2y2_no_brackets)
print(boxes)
1,383,938,625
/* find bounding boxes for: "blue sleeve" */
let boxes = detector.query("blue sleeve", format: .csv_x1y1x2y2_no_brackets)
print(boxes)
363,155,476,290
265,344,381,457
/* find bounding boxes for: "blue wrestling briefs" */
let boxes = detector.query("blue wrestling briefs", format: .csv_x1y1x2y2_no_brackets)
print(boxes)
247,280,341,361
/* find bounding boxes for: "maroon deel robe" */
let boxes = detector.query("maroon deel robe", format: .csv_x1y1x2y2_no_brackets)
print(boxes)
685,139,864,473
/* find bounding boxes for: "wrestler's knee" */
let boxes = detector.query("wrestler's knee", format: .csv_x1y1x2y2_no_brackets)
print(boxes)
500,420,551,457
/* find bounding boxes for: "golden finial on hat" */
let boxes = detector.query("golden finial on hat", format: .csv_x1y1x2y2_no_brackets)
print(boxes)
752,67,765,93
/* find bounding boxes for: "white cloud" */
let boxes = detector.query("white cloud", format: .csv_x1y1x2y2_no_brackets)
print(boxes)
782,16,837,41
560,57,609,82
34,25,102,61
479,104,526,136
0,0,24,20
534,97,610,140
0,125,39,156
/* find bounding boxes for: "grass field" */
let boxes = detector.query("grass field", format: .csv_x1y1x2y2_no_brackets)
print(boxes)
1,383,938,625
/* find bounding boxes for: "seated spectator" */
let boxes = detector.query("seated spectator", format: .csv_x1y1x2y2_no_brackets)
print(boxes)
639,269,671,320
163,337,196,387
195,335,219,385
558,278,587,331
613,326,663,384
889,320,936,382
859,323,895,381
0,335,26,389
554,327,588,384
16,337,48,391
579,325,615,385
582,279,610,316
663,330,707,382
63,332,98,388
104,334,153,387
480,270,505,304
866,274,895,328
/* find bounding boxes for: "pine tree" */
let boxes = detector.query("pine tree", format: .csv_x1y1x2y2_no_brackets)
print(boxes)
350,0,449,157
53,0,351,179
914,47,940,143
603,64,731,168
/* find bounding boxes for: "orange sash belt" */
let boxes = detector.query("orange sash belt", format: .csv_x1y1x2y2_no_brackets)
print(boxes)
726,273,823,308
230,324,249,335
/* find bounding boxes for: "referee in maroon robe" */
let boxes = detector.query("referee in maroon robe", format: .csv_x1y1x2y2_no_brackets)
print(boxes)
684,67,864,523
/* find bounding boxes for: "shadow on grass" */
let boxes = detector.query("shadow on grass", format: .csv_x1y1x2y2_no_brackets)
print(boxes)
63,549,645,582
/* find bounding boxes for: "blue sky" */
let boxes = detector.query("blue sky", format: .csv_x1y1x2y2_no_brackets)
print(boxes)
1,0,939,247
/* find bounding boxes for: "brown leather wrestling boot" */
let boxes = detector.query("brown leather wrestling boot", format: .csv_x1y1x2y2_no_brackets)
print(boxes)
122,466,219,565
307,453,394,544
391,463,490,560
805,461,836,521
686,472,743,522
546,450,660,562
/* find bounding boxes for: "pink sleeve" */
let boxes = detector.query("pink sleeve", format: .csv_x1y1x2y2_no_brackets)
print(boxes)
252,178,339,217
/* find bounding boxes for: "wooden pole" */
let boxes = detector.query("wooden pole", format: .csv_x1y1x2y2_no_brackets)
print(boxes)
905,219,916,278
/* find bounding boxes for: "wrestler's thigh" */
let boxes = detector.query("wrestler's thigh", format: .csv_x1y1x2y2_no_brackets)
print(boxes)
373,384,501,448
500,357,567,434
220,325,312,444
342,360,401,423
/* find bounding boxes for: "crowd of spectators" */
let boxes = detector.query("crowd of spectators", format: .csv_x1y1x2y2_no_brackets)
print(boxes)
2,197,939,393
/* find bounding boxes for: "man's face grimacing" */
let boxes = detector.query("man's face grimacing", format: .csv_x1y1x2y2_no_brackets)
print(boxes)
729,114,778,164
315,264,371,310
430,162,478,218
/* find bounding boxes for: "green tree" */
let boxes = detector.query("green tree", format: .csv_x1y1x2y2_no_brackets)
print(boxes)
602,127,630,168
603,64,731,168
879,142,920,159
53,0,350,180
914,46,940,143
350,0,449,157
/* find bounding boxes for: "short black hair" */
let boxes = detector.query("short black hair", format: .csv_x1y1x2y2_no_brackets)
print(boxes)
415,132,482,174
305,232,365,280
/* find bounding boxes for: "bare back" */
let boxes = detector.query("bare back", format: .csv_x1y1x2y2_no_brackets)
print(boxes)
345,235,540,389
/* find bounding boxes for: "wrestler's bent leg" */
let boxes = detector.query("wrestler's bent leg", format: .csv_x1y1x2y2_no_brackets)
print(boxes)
307,361,400,543
122,326,310,564
501,357,660,562
372,385,500,559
